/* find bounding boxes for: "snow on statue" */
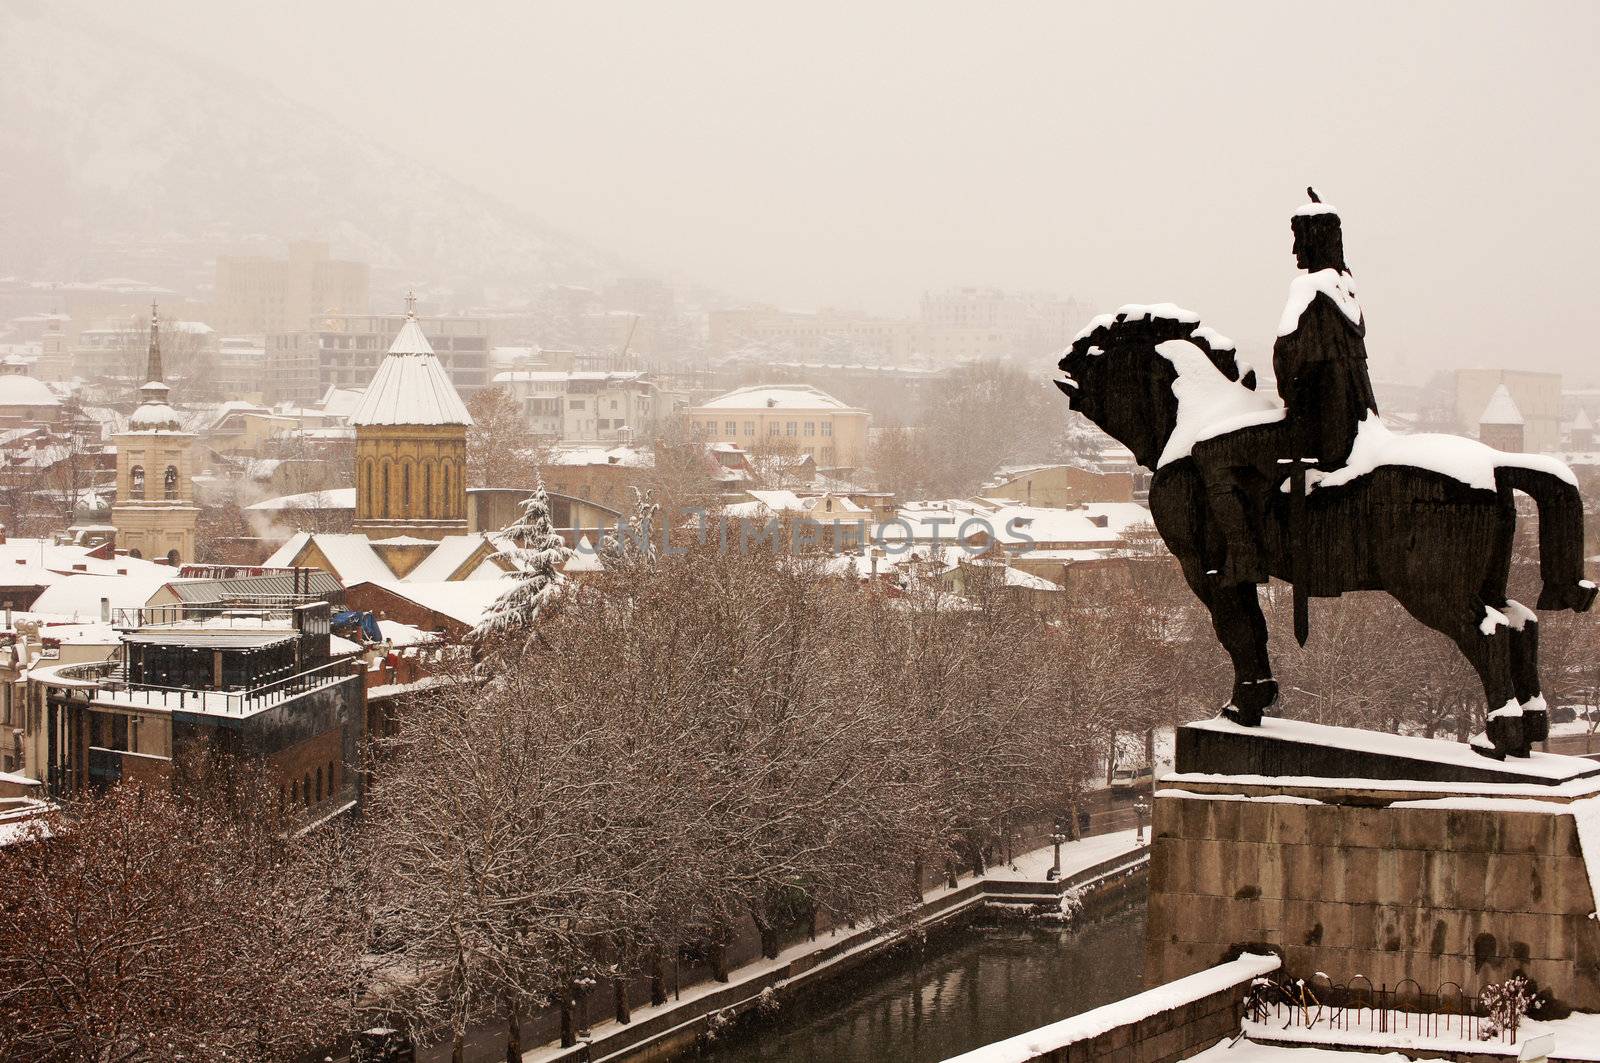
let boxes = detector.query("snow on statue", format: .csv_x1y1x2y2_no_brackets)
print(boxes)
472,481,572,648
1054,190,1595,761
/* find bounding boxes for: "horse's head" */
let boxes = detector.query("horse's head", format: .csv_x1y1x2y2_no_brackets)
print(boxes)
1055,304,1258,470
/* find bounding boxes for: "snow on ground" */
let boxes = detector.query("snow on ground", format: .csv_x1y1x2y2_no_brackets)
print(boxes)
1189,1040,1445,1063
988,828,1145,883
1186,714,1599,781
1243,1007,1600,1061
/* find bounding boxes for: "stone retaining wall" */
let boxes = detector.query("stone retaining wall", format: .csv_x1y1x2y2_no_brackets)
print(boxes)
1145,788,1600,1009
941,952,1278,1063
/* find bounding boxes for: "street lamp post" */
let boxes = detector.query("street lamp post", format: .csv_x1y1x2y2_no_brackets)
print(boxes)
1048,823,1067,881
1133,797,1150,844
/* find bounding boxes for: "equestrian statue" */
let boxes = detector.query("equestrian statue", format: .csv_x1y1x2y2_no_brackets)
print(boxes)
1054,190,1595,760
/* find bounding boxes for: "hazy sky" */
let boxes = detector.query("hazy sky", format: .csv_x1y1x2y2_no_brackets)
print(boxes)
94,2,1600,380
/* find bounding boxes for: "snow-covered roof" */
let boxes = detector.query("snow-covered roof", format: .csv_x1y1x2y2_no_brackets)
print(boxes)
247,487,357,512
350,317,473,428
265,532,394,584
265,531,505,585
698,384,857,411
30,571,189,619
127,402,187,431
354,578,520,626
1573,407,1594,432
405,535,497,582
0,376,60,407
1479,384,1524,426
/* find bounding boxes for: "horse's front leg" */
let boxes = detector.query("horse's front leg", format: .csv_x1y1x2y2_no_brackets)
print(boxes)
1193,577,1276,725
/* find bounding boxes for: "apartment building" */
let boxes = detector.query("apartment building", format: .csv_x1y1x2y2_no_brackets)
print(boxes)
265,313,492,406
683,384,871,470
492,369,658,442
212,241,369,335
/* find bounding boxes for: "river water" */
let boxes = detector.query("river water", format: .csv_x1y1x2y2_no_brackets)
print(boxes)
696,903,1147,1063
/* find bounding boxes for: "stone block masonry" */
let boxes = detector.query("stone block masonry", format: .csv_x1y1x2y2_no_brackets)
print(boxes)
1145,782,1600,1009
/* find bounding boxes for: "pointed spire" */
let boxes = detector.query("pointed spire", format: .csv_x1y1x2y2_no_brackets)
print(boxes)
146,301,163,384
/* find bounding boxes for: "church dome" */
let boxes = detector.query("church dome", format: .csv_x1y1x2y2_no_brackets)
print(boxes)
350,313,473,428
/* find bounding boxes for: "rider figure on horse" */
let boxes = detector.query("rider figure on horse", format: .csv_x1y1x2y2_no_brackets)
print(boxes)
1193,189,1379,585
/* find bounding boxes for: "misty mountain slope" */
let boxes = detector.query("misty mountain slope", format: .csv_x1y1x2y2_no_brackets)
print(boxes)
0,2,623,291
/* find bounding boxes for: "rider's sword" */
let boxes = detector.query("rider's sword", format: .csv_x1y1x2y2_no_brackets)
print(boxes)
1288,457,1316,646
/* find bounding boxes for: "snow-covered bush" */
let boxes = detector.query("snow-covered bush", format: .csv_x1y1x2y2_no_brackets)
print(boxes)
1480,974,1539,1040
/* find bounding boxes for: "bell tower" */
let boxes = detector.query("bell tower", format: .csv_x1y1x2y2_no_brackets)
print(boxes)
351,294,473,540
111,303,200,564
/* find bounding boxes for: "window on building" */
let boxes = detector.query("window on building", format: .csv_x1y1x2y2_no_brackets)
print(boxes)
328,760,337,795
402,464,411,511
303,772,312,806
725,421,737,434
423,465,432,517
745,421,755,436
382,465,391,518
821,421,833,437
768,422,780,435
804,422,815,436
315,767,323,803
130,465,145,497
163,465,178,499
786,422,797,436
570,399,586,410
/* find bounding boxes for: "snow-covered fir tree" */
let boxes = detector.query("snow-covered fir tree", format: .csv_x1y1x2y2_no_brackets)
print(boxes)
473,482,572,645
601,486,659,571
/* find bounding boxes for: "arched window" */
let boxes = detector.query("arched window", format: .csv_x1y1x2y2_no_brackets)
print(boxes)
381,463,391,518
315,767,323,803
302,772,311,806
402,463,412,513
163,465,178,500
423,464,432,517
130,465,145,498
328,760,337,795
442,463,452,517
363,461,374,517
128,549,142,559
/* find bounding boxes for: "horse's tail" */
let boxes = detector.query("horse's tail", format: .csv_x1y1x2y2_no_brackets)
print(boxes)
1496,464,1597,613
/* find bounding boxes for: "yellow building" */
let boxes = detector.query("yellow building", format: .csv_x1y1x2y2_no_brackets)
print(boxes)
351,295,474,541
684,384,870,471
980,464,1135,508
111,307,200,564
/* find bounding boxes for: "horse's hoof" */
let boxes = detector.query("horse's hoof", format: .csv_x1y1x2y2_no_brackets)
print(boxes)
1537,581,1597,613
1486,713,1527,759
1223,703,1264,727
1470,732,1506,761
1233,678,1279,714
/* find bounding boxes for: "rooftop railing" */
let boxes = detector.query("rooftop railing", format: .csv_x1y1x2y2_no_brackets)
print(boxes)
42,657,357,717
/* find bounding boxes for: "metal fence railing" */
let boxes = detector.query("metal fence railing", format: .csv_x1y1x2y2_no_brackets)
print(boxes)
1247,976,1516,1045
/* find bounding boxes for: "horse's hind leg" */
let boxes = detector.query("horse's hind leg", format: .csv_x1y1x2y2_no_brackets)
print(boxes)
1456,606,1527,758
1504,600,1549,746
1402,593,1524,758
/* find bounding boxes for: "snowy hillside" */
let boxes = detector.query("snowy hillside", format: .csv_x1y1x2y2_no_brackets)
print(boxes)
0,2,623,292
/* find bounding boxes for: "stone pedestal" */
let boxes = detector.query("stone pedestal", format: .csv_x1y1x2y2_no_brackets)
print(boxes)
1146,717,1600,1009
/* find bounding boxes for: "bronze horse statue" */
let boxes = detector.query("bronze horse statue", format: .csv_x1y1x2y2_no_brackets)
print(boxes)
1055,305,1595,759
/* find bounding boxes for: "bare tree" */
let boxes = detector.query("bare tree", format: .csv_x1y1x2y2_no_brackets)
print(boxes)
0,781,361,1063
